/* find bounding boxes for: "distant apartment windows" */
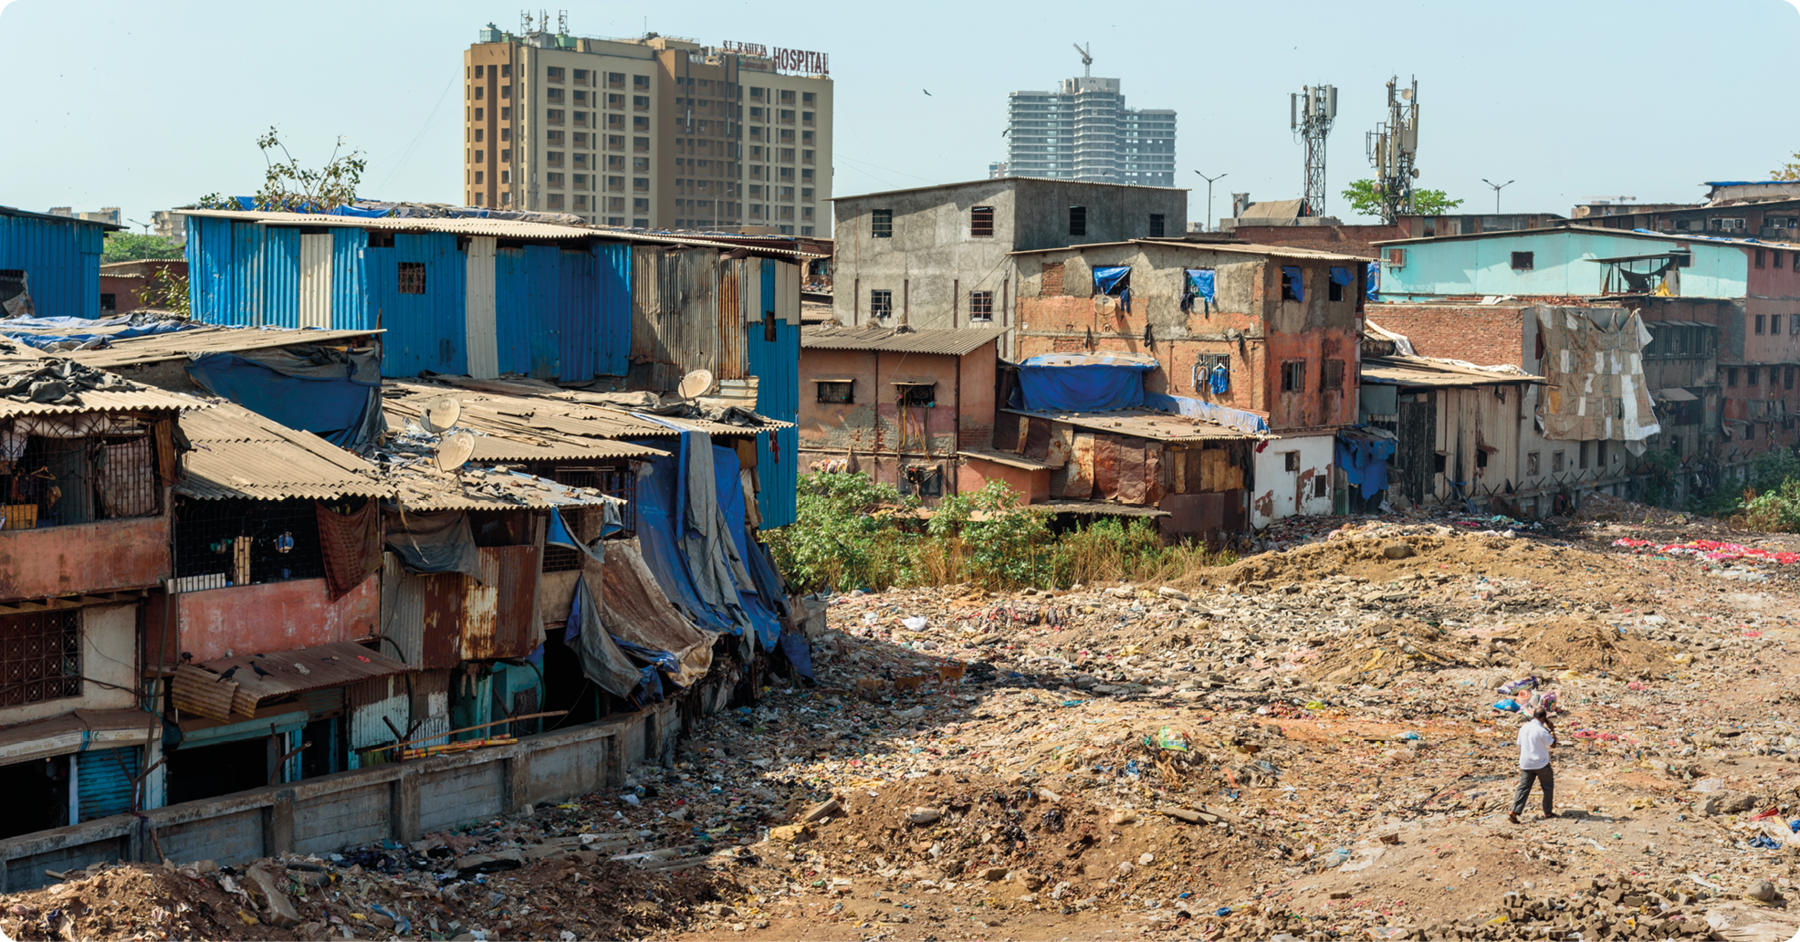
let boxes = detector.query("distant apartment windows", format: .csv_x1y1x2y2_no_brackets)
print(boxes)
633,198,649,213
751,87,765,99
500,85,511,99
473,149,484,163
474,171,484,184
547,194,565,209
816,380,854,404
802,111,815,125
547,151,564,167
1710,217,1746,231
475,86,485,100
780,148,795,162
397,262,426,295
473,65,484,78
474,128,485,143
500,149,510,162
633,74,649,89
547,172,564,187
632,217,648,227
870,289,894,319
801,168,815,182
1789,366,1796,390
780,186,795,201
633,178,649,192
1511,251,1534,271
1729,367,1740,387
1749,367,1761,386
473,107,484,121
548,109,564,124
501,64,511,77
1757,314,1766,334
1757,249,1767,269
802,91,815,105
572,173,586,189
500,106,510,120
547,66,564,82
1148,214,1165,238
801,187,814,201
546,88,564,105
1281,360,1306,392
779,89,796,104
633,137,649,152
1068,206,1087,237
501,127,511,142
964,205,996,238
573,68,588,84
871,209,893,238
0,611,81,706
1792,314,1800,333
575,195,589,210
1775,250,1785,268
1321,358,1345,389
749,185,763,199
969,291,994,321
1776,314,1785,335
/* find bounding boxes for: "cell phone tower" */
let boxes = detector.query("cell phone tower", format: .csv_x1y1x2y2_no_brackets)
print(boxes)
1292,84,1337,217
1365,76,1420,223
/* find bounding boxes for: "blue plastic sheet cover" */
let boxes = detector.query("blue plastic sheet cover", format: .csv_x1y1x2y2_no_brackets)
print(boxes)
1143,392,1269,434
564,575,645,699
1185,269,1215,301
1281,266,1305,302
383,509,482,581
1366,262,1381,301
1017,353,1154,413
1092,266,1131,295
547,507,605,564
0,316,194,349
1335,434,1397,500
714,445,784,650
187,349,382,450
1329,266,1355,286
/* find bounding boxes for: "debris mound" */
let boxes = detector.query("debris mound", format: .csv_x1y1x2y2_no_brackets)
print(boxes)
1303,618,1473,685
1514,616,1670,673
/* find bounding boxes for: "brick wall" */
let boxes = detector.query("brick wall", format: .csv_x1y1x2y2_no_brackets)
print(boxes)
1368,304,1527,367
1228,225,1396,260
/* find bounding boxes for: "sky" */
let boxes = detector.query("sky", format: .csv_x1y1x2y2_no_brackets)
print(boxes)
4,0,1800,233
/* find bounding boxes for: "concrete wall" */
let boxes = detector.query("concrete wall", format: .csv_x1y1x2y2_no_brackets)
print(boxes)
170,577,380,663
1229,223,1395,259
956,457,1049,503
1381,231,1748,299
0,701,681,891
1252,432,1334,526
0,603,138,728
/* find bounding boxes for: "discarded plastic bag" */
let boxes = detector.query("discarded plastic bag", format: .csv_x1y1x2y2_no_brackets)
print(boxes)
902,616,928,631
1493,699,1522,713
1498,676,1539,695
1155,726,1189,752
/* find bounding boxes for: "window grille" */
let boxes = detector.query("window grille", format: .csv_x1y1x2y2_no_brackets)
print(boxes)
0,610,80,707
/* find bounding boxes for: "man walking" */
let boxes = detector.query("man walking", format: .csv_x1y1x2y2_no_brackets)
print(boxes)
1509,708,1557,824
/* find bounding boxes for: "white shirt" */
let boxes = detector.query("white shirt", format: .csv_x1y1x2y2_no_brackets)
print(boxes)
1518,719,1554,770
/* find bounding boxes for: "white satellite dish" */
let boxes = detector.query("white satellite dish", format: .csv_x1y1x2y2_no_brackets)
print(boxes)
422,396,462,433
677,369,716,400
436,431,475,472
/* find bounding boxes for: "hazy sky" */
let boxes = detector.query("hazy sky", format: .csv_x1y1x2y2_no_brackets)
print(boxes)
4,0,1799,232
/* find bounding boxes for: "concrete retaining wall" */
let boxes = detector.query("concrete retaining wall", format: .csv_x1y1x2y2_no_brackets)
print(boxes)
0,701,681,892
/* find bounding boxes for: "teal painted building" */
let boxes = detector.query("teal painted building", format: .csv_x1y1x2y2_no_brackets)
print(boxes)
1376,226,1750,300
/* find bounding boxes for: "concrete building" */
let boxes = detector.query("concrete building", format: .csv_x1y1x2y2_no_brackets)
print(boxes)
1003,75,1175,187
98,259,186,314
462,23,832,234
830,178,1187,346
797,326,1005,504
47,207,122,227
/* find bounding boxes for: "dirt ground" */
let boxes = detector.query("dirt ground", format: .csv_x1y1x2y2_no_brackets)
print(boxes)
9,501,1800,941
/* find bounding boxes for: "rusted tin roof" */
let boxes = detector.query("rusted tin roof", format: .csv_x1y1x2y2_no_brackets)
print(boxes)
801,325,1011,356
385,382,672,460
387,464,622,511
66,325,382,370
1002,408,1264,443
178,402,391,500
181,641,411,720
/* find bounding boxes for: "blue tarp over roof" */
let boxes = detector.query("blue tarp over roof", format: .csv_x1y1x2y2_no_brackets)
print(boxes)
186,351,380,449
1093,266,1131,295
1016,353,1154,413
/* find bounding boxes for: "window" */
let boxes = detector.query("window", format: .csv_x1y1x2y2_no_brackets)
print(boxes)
1776,314,1785,336
1789,366,1796,391
1312,474,1329,499
1579,442,1590,470
1728,367,1739,387
1757,314,1766,334
1149,214,1165,238
547,66,564,81
1511,251,1534,271
871,209,893,238
970,206,994,237
1386,248,1406,269
1775,250,1785,268
969,291,994,321
816,381,854,404
367,231,394,248
633,74,649,89
1551,450,1564,472
1527,452,1540,475
897,383,936,406
1748,367,1760,386
1756,249,1766,269
547,172,564,187
1280,267,1302,301
547,109,563,124
1321,358,1345,389
1281,360,1305,391
100,293,116,313
398,262,426,294
633,136,649,152
0,611,81,707
870,289,894,319
1328,278,1344,302
1068,206,1087,237
1284,451,1300,472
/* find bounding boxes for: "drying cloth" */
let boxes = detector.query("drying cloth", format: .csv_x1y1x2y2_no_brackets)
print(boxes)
1335,435,1398,500
316,500,382,599
383,508,482,583
565,575,645,699
1281,266,1305,302
1209,362,1231,394
1366,261,1381,301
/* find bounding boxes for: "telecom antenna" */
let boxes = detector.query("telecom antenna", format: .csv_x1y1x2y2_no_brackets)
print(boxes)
1073,43,1092,78
1364,76,1421,223
558,10,568,33
520,10,531,33
1291,84,1337,217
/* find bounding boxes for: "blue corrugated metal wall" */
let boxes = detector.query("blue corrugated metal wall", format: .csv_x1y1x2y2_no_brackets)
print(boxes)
595,242,631,377
76,745,140,822
556,247,596,383
748,262,799,528
0,211,104,321
187,218,302,327
372,233,466,377
331,227,371,330
495,244,558,378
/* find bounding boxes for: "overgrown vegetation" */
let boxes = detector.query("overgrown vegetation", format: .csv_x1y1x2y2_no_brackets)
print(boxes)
1341,178,1463,221
1708,449,1800,532
765,472,1235,593
196,126,367,213
139,266,190,316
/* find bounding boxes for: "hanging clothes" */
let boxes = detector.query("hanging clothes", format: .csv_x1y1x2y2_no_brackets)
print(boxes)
1209,361,1231,394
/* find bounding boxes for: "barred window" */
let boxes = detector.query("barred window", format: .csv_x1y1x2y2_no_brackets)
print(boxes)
0,610,80,707
397,263,426,294
969,291,994,321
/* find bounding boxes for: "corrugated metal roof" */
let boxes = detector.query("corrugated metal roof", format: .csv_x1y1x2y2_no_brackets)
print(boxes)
0,205,124,231
385,464,623,511
177,401,391,500
1371,223,1800,251
958,448,1057,471
65,325,381,370
384,382,674,459
176,209,828,258
1360,355,1543,389
192,641,412,712
801,325,1010,356
1009,239,1375,262
1002,407,1261,443
0,349,202,417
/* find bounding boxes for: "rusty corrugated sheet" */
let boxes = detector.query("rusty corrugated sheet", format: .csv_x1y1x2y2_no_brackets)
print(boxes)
462,544,542,660
1093,435,1120,501
346,673,408,750
170,665,238,723
418,571,464,669
197,641,411,713
177,402,390,500
800,325,1011,356
1117,442,1147,504
718,261,743,382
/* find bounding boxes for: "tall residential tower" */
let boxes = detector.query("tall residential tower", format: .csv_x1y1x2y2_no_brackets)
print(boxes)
463,21,832,234
1002,73,1175,187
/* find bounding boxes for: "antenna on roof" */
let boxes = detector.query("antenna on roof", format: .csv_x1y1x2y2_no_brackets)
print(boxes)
558,9,568,33
520,9,531,33
422,396,462,434
1072,43,1092,78
436,432,475,473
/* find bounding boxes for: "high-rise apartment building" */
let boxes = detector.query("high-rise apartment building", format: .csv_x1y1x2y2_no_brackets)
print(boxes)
1002,76,1175,187
463,22,832,234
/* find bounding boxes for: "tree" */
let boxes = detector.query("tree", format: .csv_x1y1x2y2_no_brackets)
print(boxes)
195,126,368,213
101,233,183,264
1772,152,1800,181
139,266,190,317
1341,179,1464,222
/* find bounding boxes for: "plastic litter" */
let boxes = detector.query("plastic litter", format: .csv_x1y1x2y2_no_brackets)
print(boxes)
1493,699,1522,713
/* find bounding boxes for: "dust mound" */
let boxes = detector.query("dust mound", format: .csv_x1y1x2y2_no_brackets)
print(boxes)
1304,618,1474,685
1515,616,1670,673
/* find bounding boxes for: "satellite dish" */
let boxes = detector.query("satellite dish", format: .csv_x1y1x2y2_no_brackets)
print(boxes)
436,431,475,472
423,396,462,433
677,369,716,400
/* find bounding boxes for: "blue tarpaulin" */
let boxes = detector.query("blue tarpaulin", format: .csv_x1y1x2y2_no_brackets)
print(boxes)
1017,353,1153,412
1142,392,1270,434
1366,262,1381,301
1281,266,1305,302
627,440,747,640
1093,266,1131,295
547,507,605,564
187,350,381,450
1329,266,1355,286
1185,269,1215,301
1335,434,1397,500
714,445,784,650
0,316,193,349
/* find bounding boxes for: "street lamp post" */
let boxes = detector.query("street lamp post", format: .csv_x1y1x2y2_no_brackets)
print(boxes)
1195,170,1227,233
1482,178,1515,215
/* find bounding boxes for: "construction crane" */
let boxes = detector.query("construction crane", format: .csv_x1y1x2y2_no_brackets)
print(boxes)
1073,43,1092,78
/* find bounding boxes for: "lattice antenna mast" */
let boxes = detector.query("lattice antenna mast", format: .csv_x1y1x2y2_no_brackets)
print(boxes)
1292,84,1337,217
1364,76,1420,223
1073,43,1092,78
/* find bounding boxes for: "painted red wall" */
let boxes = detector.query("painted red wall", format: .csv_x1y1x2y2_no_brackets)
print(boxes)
173,575,381,662
0,515,171,602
